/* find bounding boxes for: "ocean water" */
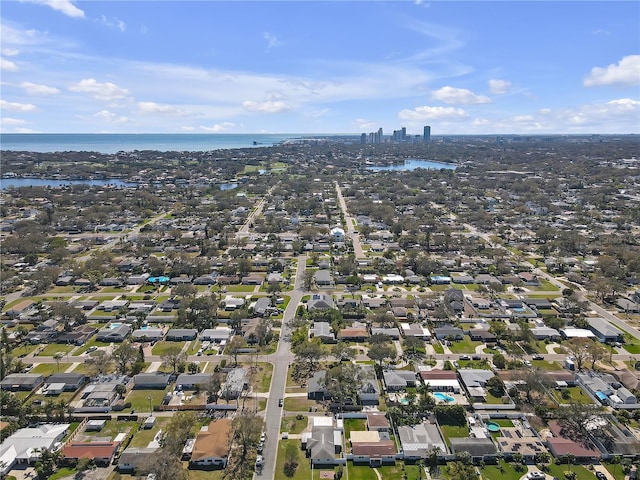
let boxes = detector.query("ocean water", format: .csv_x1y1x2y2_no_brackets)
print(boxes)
0,133,313,154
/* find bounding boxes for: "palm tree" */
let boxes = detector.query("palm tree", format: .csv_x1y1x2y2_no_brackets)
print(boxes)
566,453,575,473
54,352,64,372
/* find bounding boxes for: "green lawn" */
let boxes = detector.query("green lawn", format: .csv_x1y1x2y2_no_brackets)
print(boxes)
251,362,273,393
432,341,445,354
347,463,422,480
73,337,112,355
550,386,593,405
83,420,139,440
531,359,563,370
283,397,320,412
622,343,640,354
344,418,367,438
448,337,483,354
37,343,76,356
151,341,186,356
546,462,598,480
13,343,40,357
129,417,171,447
479,460,526,480
492,419,514,427
274,439,312,479
604,463,627,480
439,424,469,445
31,362,73,375
280,415,308,434
187,340,202,355
125,388,169,412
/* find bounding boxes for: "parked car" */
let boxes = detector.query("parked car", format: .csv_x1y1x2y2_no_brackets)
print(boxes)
459,355,471,360
527,472,545,480
471,355,481,361
278,398,283,407
595,472,607,480
532,354,544,360
86,346,98,353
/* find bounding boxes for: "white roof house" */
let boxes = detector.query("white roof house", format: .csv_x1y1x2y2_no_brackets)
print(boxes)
560,328,596,339
0,423,70,475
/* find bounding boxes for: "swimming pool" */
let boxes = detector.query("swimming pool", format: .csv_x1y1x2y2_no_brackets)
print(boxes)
109,322,122,329
486,421,501,432
433,392,455,402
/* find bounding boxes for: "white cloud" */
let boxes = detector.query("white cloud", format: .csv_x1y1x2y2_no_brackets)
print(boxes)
22,0,85,18
2,48,19,56
399,105,468,121
1,57,18,71
138,101,188,116
100,15,126,32
20,81,60,95
199,122,235,132
69,79,129,101
243,100,291,113
584,55,640,87
1,117,27,125
264,32,283,50
431,86,490,105
15,127,38,133
488,79,511,95
0,99,37,112
354,118,380,131
94,110,131,123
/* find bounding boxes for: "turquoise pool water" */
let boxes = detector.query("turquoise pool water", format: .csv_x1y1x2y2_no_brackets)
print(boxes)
486,421,501,432
433,392,454,402
109,322,122,329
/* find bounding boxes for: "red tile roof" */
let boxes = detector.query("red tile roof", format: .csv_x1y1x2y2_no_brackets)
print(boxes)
63,442,119,460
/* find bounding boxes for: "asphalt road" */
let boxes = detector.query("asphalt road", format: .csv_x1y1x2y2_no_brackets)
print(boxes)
255,255,305,479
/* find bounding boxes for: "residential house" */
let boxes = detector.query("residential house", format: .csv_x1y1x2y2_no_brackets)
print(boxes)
189,419,233,469
307,293,334,311
44,373,87,392
586,317,624,343
118,447,158,473
382,370,417,392
314,269,334,287
131,328,164,342
307,371,330,401
544,421,600,461
0,424,70,475
62,442,119,467
401,323,431,339
419,370,461,394
350,430,396,466
448,437,497,463
309,322,336,343
133,373,171,389
175,373,213,389
366,413,390,432
1,373,44,391
496,427,548,462
338,325,369,342
358,365,380,405
302,418,343,466
433,326,464,341
200,327,232,343
458,369,496,400
221,368,247,400
96,324,131,342
371,327,400,340
397,422,447,460
57,325,97,345
252,297,272,317
166,328,198,341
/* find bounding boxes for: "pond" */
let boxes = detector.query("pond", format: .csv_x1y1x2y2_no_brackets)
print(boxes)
0,178,136,189
366,159,456,171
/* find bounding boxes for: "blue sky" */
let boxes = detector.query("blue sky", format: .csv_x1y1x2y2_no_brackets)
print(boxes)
1,1,639,134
